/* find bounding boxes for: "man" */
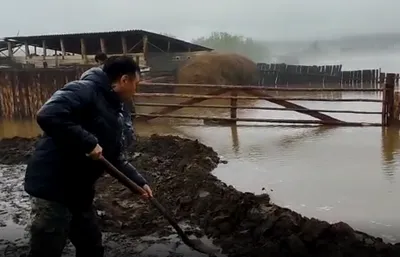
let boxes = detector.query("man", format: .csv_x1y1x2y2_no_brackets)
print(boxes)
24,56,153,257
94,52,108,65
91,52,136,149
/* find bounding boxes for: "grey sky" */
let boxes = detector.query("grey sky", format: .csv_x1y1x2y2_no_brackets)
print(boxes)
1,0,399,41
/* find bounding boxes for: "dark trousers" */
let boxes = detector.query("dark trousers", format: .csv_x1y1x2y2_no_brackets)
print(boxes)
27,197,104,257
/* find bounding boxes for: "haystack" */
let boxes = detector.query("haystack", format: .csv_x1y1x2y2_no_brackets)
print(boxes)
173,53,259,123
177,52,259,85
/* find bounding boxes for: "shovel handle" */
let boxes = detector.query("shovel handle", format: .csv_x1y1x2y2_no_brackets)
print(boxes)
98,156,192,244
99,156,148,195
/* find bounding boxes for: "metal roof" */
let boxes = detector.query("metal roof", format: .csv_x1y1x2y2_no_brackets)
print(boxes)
0,40,8,52
4,29,212,55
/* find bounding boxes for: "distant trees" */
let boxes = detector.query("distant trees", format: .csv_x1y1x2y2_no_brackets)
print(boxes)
192,32,269,62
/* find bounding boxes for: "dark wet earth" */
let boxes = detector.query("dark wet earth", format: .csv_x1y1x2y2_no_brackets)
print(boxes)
0,157,222,257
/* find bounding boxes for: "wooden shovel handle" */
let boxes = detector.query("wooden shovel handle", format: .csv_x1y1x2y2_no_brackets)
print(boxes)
98,156,192,244
99,156,147,195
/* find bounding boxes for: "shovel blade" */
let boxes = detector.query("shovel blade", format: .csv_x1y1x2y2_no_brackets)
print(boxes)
188,239,220,256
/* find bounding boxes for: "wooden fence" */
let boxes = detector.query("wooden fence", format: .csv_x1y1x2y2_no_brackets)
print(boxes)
256,63,392,87
0,67,398,127
0,68,172,119
134,73,397,127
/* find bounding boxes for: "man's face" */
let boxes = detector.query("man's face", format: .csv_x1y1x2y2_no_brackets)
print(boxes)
117,72,140,100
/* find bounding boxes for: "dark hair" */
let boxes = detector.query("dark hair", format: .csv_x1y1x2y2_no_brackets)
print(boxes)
94,52,108,63
102,55,140,83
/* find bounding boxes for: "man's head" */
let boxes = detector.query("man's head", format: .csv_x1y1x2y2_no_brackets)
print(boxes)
94,52,108,65
102,56,140,101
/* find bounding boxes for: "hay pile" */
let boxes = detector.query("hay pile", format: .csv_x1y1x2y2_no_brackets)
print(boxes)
177,52,259,85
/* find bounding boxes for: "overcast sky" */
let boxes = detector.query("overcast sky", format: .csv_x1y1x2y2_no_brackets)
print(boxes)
1,0,399,41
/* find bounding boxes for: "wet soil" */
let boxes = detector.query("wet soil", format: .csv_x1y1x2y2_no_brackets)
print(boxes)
1,135,400,257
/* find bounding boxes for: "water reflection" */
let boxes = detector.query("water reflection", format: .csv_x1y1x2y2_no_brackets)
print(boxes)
0,119,41,139
276,126,334,150
381,128,400,182
230,125,239,154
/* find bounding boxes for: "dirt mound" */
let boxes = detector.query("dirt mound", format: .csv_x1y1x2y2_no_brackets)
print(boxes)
177,53,259,85
0,136,37,164
1,136,400,257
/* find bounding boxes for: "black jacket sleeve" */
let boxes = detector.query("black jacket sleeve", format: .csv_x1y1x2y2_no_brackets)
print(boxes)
36,82,98,154
114,157,148,187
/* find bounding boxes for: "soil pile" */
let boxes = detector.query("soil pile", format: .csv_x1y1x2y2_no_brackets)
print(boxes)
177,53,259,85
1,135,400,257
0,137,37,164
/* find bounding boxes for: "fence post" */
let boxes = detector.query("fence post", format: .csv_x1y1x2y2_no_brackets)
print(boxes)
230,90,237,124
382,73,395,126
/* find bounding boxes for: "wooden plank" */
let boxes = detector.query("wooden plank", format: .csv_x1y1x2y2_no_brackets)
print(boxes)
135,88,229,121
135,113,381,126
244,89,343,123
139,82,383,92
135,93,382,102
135,102,382,115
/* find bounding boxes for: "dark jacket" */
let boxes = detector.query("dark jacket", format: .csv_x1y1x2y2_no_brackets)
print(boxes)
24,67,147,207
80,67,135,148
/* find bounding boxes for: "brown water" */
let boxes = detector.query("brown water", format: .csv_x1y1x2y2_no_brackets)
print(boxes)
1,91,399,243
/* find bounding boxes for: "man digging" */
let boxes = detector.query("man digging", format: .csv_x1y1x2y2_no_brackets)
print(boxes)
24,56,153,257
92,52,137,150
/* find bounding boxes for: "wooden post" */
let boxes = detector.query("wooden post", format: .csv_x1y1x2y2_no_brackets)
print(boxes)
34,46,37,55
230,90,237,123
7,41,13,58
230,125,239,154
80,38,88,63
42,40,47,60
142,35,148,64
121,35,127,55
100,38,106,54
167,41,170,52
384,73,396,126
60,39,66,59
24,41,30,59
55,50,59,67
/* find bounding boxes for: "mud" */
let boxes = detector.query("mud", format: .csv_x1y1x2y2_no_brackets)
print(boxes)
1,135,400,257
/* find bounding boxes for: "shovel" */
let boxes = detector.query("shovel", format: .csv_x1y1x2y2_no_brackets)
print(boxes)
99,156,219,256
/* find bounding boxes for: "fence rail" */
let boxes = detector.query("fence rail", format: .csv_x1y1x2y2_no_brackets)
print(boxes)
134,74,397,127
136,92,383,102
139,82,385,91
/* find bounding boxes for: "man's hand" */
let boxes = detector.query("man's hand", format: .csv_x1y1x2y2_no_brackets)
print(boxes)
88,144,103,160
141,184,153,198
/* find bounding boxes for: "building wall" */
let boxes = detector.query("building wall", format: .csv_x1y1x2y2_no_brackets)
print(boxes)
12,53,146,68
146,51,210,73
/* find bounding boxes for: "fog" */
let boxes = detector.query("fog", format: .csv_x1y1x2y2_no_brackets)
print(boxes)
1,0,400,41
2,0,400,70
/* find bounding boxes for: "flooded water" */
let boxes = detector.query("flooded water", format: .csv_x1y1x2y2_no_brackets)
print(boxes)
1,90,399,245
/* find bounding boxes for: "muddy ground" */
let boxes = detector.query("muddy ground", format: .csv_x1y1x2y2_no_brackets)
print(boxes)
0,135,400,257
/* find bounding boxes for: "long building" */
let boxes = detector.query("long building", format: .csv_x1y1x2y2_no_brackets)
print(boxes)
1,30,212,68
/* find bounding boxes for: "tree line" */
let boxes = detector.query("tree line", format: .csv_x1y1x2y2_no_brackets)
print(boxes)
162,32,269,62
192,32,269,62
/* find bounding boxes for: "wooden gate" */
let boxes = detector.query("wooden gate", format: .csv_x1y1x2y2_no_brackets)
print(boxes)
134,73,397,127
